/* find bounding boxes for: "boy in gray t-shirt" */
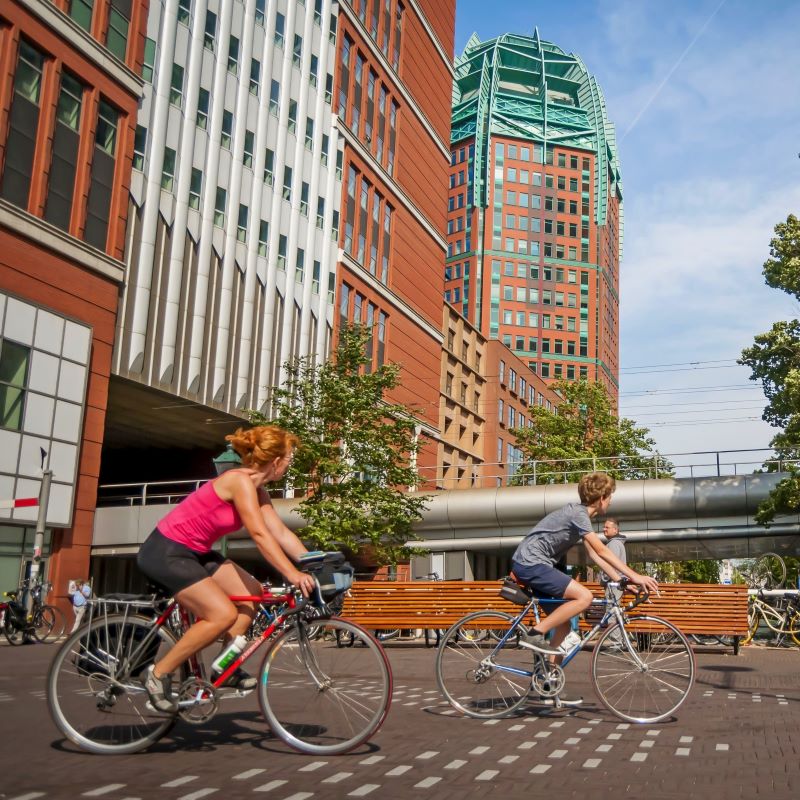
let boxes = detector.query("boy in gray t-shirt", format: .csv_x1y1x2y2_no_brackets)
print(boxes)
511,473,658,658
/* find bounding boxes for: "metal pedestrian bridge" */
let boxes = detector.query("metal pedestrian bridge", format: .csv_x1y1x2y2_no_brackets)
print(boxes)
93,471,800,565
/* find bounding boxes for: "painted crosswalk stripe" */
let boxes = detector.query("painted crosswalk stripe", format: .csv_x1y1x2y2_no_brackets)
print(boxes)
161,777,198,788
299,761,327,772
9,793,45,800
177,790,217,800
254,780,287,792
476,771,498,781
83,786,126,796
414,778,441,789
323,773,353,784
348,785,380,796
281,794,313,800
233,769,266,780
583,759,602,769
385,766,412,776
444,760,466,770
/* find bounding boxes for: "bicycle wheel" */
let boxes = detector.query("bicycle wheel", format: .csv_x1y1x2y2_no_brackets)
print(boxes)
33,605,66,643
435,610,530,719
457,627,488,643
788,612,800,646
751,553,787,590
48,613,179,754
742,605,761,645
591,616,695,724
259,618,392,755
4,618,28,645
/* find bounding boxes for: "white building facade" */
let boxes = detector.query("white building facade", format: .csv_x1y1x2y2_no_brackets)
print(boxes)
115,0,342,414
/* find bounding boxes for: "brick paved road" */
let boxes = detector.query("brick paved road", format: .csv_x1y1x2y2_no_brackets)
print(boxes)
0,640,798,800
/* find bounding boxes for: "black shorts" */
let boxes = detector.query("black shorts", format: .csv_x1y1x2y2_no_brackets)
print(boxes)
137,528,227,595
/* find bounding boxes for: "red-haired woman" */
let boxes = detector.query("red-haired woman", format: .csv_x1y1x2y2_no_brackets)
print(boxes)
137,425,316,712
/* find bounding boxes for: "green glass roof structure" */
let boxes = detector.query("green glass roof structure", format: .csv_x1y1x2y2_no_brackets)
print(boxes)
452,29,623,246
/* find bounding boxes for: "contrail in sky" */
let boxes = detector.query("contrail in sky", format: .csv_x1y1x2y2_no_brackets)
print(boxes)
621,0,728,141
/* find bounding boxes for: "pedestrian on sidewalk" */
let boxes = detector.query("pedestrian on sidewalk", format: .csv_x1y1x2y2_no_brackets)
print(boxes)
70,580,91,632
601,519,626,645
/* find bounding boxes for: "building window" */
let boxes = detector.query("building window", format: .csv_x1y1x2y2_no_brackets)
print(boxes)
393,2,404,70
305,117,314,149
288,100,297,133
69,0,94,31
221,110,233,149
357,177,369,263
300,182,309,216
188,167,202,209
0,40,44,209
269,80,280,116
132,124,146,171
161,147,176,191
197,88,209,129
277,234,287,269
316,196,325,229
44,70,84,230
228,36,239,74
170,63,184,106
106,0,131,61
178,0,191,25
387,100,398,175
243,130,254,168
142,37,156,82
237,204,248,241
325,73,333,104
293,34,303,67
84,98,118,249
258,219,269,256
264,148,274,185
282,166,292,201
0,340,29,431
255,0,265,25
339,36,352,120
214,186,226,227
295,247,305,283
275,12,285,47
249,59,260,94
204,10,216,50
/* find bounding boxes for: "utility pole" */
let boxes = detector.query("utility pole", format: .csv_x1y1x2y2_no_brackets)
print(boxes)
27,447,52,613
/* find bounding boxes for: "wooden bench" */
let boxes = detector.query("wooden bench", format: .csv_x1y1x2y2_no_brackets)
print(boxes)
340,581,750,654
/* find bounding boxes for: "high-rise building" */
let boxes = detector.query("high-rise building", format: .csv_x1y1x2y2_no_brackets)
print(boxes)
446,31,622,399
0,0,148,604
333,0,455,479
109,0,343,476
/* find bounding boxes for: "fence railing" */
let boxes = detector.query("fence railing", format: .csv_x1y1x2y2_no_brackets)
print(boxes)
96,448,787,507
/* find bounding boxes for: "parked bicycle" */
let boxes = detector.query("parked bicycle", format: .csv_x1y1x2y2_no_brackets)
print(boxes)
436,577,695,724
47,552,392,755
1,580,65,645
741,589,800,647
740,552,787,590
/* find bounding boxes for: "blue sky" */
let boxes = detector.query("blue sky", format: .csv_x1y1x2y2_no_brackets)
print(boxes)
455,0,800,465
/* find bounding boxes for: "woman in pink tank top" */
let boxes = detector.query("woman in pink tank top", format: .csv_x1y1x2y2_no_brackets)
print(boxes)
136,425,317,712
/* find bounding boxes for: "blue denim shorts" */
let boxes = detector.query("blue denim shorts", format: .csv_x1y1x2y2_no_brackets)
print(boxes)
511,561,572,599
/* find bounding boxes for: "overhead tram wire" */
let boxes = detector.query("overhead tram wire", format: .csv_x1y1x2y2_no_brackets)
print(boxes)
620,358,738,370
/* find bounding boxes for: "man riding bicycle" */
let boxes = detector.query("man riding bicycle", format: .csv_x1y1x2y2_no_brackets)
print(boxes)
136,425,316,712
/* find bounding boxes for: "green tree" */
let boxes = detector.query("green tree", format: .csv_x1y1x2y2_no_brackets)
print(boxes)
249,324,428,565
510,379,672,484
629,560,720,584
739,213,800,523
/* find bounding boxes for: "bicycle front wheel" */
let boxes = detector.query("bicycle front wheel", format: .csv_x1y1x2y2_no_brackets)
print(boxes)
33,605,66,643
591,616,695,723
259,618,392,755
435,610,530,719
742,605,761,645
48,613,179,754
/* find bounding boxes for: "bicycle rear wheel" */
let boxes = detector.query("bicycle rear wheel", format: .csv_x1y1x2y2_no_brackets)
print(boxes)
591,616,695,723
259,618,392,755
3,618,27,645
48,613,178,754
435,610,529,719
33,605,66,643
742,605,760,645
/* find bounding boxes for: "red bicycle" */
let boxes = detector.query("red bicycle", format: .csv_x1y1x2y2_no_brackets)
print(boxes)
47,553,392,755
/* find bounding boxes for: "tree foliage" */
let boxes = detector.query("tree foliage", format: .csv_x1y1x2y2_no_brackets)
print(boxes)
249,324,427,565
739,214,800,523
629,560,721,584
509,379,673,484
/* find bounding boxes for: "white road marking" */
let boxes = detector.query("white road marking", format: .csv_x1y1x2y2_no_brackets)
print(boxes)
161,777,198,788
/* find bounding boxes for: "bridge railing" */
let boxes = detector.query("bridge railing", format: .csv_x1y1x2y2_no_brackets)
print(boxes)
96,448,790,507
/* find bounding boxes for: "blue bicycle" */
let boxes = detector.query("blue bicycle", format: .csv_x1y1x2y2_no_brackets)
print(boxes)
435,578,695,724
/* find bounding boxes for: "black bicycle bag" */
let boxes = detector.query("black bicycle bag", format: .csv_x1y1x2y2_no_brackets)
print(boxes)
499,577,532,606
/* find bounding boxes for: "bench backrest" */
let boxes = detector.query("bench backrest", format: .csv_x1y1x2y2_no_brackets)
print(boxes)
340,581,750,636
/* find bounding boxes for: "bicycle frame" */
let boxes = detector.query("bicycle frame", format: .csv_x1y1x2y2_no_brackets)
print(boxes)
748,595,798,635
487,586,649,680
